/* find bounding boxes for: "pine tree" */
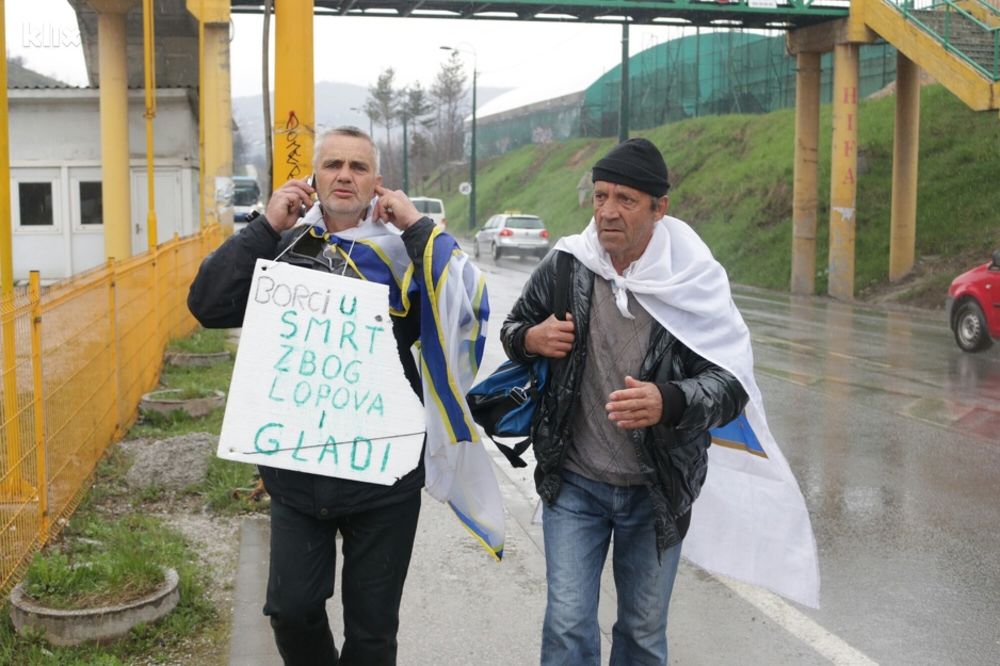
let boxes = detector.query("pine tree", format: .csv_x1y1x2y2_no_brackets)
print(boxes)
430,51,468,165
367,68,399,181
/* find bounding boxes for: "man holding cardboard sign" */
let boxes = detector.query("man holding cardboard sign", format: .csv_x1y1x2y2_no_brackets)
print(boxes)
188,126,495,666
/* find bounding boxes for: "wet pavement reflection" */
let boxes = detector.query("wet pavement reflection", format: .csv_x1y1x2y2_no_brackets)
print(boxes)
734,287,1000,664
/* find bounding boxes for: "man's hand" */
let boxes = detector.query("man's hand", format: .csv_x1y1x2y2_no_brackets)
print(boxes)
373,185,422,231
265,178,315,233
524,313,575,358
607,375,663,429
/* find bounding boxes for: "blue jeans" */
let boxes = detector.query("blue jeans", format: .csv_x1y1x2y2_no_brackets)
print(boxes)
541,470,682,666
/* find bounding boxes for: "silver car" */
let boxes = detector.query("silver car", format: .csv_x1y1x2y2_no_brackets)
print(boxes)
473,213,550,260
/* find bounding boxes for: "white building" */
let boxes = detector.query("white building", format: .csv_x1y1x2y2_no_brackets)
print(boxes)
8,86,200,281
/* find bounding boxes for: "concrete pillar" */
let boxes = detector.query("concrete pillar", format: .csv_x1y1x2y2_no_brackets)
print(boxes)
0,0,28,499
187,0,232,228
91,0,136,261
0,0,13,295
828,43,860,300
273,0,315,190
791,52,821,294
141,0,158,249
204,19,232,227
889,53,921,281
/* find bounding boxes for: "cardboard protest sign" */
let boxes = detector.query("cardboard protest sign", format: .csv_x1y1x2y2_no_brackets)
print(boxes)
217,259,425,485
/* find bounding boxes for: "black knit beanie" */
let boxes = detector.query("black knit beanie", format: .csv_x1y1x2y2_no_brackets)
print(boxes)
591,138,670,197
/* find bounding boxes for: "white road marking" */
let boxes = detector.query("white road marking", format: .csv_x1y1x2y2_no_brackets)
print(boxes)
720,578,879,665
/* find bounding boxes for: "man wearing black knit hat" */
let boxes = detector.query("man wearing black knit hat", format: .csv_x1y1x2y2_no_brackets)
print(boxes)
501,138,749,665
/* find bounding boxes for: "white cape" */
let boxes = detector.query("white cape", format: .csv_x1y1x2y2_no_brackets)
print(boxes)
555,216,820,608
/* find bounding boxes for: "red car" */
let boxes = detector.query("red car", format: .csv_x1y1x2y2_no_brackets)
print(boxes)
946,250,1000,352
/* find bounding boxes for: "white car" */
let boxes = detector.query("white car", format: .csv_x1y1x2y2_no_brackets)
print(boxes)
410,197,446,227
473,213,550,260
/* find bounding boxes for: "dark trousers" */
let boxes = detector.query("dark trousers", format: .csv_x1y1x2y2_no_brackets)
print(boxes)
263,492,421,666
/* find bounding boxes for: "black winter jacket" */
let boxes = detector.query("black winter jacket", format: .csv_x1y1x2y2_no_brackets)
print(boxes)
501,250,749,554
187,215,436,517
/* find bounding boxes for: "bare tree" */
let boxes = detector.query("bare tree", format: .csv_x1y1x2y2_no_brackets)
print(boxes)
430,51,468,165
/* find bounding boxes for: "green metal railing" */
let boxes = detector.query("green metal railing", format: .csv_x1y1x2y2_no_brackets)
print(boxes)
890,0,1000,80
234,1,851,29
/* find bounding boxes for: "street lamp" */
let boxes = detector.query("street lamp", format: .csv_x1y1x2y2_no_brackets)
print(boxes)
440,44,477,231
401,101,409,193
349,105,374,136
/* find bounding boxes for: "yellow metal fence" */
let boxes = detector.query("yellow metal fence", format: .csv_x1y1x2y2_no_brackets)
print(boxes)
0,227,222,594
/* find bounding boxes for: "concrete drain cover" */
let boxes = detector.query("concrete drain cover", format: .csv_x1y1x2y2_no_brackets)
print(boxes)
9,568,180,646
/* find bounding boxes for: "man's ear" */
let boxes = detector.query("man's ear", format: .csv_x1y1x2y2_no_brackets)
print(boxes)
658,195,669,217
376,175,384,188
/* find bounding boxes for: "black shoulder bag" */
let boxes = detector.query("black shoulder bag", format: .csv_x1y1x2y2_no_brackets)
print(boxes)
466,252,572,467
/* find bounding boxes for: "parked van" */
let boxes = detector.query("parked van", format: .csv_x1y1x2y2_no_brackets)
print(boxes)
233,176,263,232
410,197,446,227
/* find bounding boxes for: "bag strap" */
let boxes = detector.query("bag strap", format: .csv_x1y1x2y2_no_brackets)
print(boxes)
491,437,531,468
487,253,573,470
552,251,572,321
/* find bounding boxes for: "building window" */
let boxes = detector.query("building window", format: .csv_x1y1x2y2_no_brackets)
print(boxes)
79,181,103,225
18,183,54,226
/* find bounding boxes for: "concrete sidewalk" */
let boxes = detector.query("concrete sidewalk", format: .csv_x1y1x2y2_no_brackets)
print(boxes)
225,453,829,666
227,455,561,665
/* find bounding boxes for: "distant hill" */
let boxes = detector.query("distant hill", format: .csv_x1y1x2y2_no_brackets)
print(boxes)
7,57,67,88
234,80,511,160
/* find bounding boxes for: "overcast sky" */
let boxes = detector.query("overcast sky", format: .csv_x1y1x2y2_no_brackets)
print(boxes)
8,0,698,109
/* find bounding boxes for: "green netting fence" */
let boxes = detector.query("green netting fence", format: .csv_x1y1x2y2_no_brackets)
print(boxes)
476,31,898,158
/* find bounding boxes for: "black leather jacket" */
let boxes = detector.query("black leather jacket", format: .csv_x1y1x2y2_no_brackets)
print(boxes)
187,215,435,517
501,250,749,554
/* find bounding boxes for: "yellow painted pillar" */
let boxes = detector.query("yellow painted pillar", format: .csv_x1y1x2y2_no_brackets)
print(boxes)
273,0,315,190
142,0,158,250
92,0,136,261
205,16,233,228
889,53,921,282
791,52,821,295
0,0,27,499
828,43,860,301
187,0,233,228
0,0,12,296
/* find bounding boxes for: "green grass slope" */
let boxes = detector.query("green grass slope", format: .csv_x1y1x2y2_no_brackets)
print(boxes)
425,84,1000,308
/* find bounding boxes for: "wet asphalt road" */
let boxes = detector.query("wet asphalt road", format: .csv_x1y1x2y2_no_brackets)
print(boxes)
473,250,1000,666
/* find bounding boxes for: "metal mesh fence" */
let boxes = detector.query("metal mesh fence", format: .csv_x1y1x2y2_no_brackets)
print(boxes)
582,31,899,136
0,285,42,590
0,226,222,595
475,31,900,158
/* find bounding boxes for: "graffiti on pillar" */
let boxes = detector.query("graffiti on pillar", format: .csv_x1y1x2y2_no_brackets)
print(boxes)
840,85,857,186
843,136,857,182
831,207,855,222
283,110,305,181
